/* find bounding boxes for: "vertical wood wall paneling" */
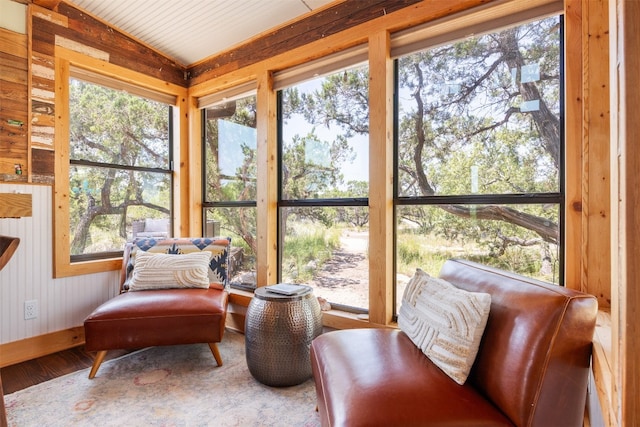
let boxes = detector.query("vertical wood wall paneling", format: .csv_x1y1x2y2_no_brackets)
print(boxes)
367,30,394,326
0,27,28,182
610,0,640,425
52,53,71,278
0,183,120,357
608,2,621,425
582,0,611,308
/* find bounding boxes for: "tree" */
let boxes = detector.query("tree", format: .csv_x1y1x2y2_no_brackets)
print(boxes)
279,83,360,235
204,97,259,260
280,131,355,201
397,19,560,245
400,19,560,254
69,80,171,255
285,17,562,274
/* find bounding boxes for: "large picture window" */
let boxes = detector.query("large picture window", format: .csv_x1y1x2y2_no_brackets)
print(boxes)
394,16,563,312
68,78,173,261
202,93,258,290
278,65,369,312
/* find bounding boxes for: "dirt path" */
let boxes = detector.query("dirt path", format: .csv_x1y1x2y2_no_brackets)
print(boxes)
307,230,370,308
306,230,413,310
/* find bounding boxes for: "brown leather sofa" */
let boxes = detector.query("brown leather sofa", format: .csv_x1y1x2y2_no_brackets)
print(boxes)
310,259,598,427
84,237,231,379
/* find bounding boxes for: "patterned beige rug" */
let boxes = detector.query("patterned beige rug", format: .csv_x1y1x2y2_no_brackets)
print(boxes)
4,330,321,426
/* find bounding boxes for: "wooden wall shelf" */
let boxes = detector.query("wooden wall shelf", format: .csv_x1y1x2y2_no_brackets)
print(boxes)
0,193,32,218
0,236,20,271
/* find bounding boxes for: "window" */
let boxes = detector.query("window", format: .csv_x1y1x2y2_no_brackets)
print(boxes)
278,65,370,312
68,78,172,261
53,51,182,277
394,16,563,313
202,93,257,290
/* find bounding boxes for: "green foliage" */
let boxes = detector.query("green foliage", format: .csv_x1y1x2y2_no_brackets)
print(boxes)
280,131,355,200
285,67,370,137
280,68,366,205
208,17,568,292
68,79,170,255
396,229,558,283
207,206,257,267
393,17,562,277
204,96,257,204
281,224,341,283
203,96,258,255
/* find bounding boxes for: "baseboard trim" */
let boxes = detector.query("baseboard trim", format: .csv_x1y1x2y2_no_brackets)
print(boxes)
0,316,247,368
0,326,85,368
0,295,370,368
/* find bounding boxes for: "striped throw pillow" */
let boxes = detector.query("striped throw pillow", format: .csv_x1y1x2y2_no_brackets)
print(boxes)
128,251,212,290
398,268,491,385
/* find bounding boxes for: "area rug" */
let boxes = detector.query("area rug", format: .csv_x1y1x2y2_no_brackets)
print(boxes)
4,330,321,426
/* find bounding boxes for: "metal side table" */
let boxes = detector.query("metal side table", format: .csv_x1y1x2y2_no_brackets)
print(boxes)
245,284,322,387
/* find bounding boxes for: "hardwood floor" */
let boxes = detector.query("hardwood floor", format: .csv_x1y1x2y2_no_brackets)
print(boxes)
1,346,131,394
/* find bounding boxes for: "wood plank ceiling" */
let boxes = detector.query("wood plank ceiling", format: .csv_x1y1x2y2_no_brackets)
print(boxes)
67,0,335,66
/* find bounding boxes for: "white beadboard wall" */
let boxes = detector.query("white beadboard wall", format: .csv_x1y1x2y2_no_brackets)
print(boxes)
0,183,120,345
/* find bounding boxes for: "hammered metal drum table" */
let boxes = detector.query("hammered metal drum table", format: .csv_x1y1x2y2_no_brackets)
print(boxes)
245,285,322,387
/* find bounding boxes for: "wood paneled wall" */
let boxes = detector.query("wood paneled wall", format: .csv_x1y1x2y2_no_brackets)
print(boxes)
1,0,637,423
0,183,119,367
583,0,611,309
26,2,188,184
0,28,28,182
33,2,185,86
2,0,189,185
610,0,640,424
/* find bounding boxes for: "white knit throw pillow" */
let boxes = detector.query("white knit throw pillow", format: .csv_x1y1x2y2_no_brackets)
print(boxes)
129,251,212,290
398,268,491,385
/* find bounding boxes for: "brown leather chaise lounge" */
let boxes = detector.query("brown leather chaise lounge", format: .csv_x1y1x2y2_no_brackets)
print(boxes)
84,237,231,379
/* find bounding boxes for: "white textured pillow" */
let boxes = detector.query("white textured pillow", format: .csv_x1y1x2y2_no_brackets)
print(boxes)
128,251,212,291
398,268,491,385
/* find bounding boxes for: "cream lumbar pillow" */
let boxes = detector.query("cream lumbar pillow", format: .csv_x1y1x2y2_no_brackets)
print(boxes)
128,250,212,291
398,268,491,385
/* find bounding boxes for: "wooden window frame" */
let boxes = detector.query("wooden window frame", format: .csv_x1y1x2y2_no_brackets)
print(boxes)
200,90,258,291
187,0,577,330
52,47,187,278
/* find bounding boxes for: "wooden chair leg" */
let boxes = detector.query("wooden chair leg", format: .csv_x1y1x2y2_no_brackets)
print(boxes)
88,350,107,379
208,343,223,366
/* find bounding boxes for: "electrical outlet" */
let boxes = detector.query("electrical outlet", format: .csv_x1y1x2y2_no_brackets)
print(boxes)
24,300,38,320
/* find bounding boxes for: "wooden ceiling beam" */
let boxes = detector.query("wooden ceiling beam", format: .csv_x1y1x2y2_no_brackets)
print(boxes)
30,0,62,10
